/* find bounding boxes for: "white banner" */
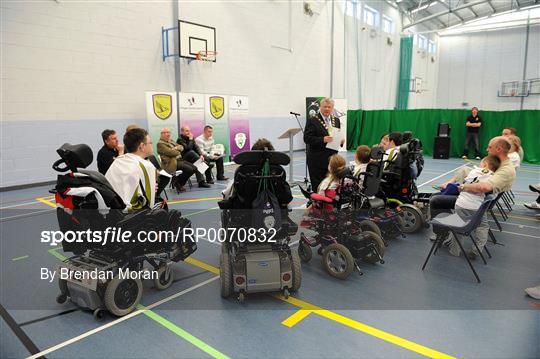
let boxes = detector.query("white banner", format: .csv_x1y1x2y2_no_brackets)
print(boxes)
145,91,178,154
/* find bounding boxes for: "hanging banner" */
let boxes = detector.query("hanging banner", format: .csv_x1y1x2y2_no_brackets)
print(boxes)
306,97,348,152
145,91,178,154
205,94,230,160
179,92,205,139
228,95,250,159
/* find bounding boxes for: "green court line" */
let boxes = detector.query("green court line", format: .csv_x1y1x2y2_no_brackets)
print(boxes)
48,247,67,261
12,255,29,261
137,304,230,359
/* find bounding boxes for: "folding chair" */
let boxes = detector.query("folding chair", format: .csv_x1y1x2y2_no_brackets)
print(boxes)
487,192,505,246
422,195,496,283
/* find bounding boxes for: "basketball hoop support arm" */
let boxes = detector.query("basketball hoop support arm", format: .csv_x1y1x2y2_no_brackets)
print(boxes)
162,26,179,62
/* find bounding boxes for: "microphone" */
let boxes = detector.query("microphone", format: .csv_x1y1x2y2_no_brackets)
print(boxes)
290,111,301,116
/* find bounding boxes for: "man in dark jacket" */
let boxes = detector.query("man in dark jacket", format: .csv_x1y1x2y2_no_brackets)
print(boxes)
303,97,342,192
97,129,124,174
177,126,212,188
462,107,482,160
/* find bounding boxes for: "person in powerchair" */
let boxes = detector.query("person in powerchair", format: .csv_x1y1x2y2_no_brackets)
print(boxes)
217,138,300,301
380,131,426,233
52,128,196,318
297,154,385,280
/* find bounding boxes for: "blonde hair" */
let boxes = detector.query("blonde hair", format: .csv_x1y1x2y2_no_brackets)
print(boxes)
326,154,346,183
507,135,521,152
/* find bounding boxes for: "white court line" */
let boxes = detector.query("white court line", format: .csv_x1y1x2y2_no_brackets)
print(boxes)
488,220,539,230
0,200,42,209
26,276,219,359
499,230,540,239
417,164,469,188
1,208,55,221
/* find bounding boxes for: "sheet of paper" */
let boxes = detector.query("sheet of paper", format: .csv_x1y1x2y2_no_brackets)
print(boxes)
326,127,345,152
194,158,209,174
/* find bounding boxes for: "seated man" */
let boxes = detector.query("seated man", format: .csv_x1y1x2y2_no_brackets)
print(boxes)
105,128,156,212
177,126,212,188
195,125,229,181
430,137,516,259
382,132,402,170
97,129,124,175
157,127,196,192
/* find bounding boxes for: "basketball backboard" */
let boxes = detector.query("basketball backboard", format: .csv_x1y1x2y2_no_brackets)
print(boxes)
178,20,216,62
498,80,529,97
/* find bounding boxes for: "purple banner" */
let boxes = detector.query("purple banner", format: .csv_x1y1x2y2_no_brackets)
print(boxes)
179,93,205,138
229,95,250,159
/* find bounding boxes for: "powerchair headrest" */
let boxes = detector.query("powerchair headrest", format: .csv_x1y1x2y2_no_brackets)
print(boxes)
370,146,385,160
402,131,413,144
53,143,93,172
234,150,290,166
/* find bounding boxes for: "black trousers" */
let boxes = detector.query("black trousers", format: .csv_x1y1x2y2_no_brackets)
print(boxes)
175,160,196,187
183,150,213,184
307,150,335,192
205,156,225,178
156,175,170,198
463,132,481,157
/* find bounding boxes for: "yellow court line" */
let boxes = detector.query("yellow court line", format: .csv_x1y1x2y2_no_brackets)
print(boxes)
184,257,456,359
167,197,223,205
36,196,57,208
281,309,312,327
184,257,220,275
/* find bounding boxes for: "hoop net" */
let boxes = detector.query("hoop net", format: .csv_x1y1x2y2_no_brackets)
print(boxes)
196,50,217,62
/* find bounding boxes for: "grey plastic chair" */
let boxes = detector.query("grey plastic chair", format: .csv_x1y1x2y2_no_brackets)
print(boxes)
422,194,496,283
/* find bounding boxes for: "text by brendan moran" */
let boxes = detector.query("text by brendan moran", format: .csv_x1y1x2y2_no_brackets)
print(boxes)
41,267,158,283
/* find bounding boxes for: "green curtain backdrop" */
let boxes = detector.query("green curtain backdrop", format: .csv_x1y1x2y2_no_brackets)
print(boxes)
396,37,413,110
346,109,540,164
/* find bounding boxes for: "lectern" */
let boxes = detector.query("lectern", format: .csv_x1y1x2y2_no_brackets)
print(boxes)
278,128,302,182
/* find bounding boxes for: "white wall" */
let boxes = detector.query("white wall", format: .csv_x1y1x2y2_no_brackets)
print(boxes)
436,25,540,110
408,33,440,109
0,0,410,187
176,1,343,155
1,1,176,187
344,1,402,110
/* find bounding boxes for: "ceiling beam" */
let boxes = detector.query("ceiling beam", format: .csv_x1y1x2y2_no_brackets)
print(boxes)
468,5,479,17
486,0,496,13
406,0,438,12
438,0,465,20
402,0,491,29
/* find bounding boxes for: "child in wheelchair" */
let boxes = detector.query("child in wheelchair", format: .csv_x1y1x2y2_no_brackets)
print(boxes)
298,154,385,280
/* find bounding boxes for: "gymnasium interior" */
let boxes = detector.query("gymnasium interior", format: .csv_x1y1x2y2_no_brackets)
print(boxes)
1,1,539,358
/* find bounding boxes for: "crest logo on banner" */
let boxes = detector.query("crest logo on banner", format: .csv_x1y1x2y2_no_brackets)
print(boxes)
152,94,172,120
235,132,246,149
209,96,224,119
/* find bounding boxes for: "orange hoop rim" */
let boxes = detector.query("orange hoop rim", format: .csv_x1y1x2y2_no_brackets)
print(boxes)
196,50,218,61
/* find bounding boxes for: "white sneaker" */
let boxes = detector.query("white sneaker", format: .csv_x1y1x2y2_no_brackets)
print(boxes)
524,202,540,210
530,184,540,193
525,285,540,300
475,156,481,160
461,155,468,159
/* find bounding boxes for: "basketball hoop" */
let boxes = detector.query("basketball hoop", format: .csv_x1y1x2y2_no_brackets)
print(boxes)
196,50,217,62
